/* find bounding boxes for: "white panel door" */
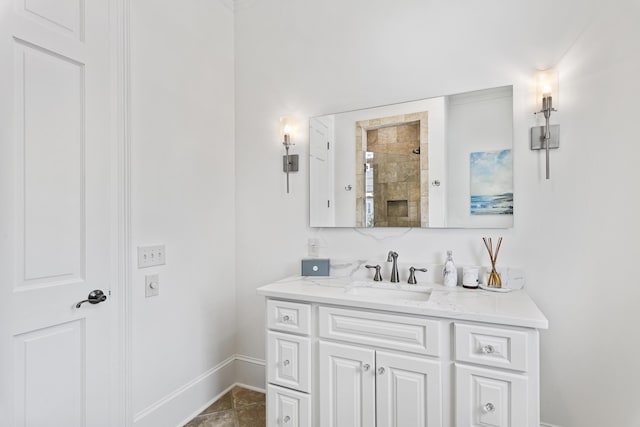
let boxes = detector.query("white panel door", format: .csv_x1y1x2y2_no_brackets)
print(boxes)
0,1,113,426
319,341,375,427
309,117,334,225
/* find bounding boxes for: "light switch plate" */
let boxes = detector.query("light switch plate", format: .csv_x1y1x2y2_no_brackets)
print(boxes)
137,245,166,268
145,274,159,297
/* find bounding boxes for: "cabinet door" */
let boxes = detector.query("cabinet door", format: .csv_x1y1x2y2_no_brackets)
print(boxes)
319,341,375,427
376,350,442,427
267,331,311,393
455,364,528,427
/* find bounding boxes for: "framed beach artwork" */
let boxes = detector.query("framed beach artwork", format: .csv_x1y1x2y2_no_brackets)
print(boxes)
470,150,513,215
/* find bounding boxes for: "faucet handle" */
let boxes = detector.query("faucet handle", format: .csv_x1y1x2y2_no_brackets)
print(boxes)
408,266,428,284
365,265,383,282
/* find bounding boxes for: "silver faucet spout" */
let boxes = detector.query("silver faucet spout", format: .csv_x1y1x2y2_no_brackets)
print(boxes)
387,251,399,282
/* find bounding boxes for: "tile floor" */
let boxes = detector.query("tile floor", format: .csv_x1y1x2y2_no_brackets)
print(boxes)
184,386,265,427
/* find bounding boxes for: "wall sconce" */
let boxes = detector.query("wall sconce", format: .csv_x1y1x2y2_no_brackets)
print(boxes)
281,118,299,193
531,69,560,179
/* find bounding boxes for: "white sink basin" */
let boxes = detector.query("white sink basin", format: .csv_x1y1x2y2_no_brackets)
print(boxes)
345,287,431,301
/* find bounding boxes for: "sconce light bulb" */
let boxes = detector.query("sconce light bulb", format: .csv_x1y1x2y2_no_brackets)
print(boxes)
542,85,552,97
283,124,292,146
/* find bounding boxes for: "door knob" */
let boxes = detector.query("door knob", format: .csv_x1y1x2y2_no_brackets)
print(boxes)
75,290,107,308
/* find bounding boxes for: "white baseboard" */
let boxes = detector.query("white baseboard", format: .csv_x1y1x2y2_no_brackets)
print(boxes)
235,354,266,391
133,354,266,427
234,382,266,394
133,355,236,427
541,423,563,427
176,382,236,427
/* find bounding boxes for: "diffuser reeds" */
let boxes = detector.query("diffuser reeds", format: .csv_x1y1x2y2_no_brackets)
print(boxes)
483,237,502,288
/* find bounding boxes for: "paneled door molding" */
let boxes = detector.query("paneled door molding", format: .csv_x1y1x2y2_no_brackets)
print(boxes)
110,0,133,425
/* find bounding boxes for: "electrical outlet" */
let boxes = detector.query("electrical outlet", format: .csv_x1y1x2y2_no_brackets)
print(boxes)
308,238,320,257
145,274,159,297
137,245,166,268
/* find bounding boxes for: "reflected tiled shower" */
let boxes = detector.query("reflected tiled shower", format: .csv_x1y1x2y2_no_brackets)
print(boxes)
367,122,422,227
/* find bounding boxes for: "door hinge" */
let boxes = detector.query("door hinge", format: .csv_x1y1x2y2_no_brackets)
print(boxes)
108,290,112,296
327,141,330,150
327,200,331,208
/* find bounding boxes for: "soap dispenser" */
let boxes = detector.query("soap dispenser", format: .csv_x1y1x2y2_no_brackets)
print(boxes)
443,250,457,287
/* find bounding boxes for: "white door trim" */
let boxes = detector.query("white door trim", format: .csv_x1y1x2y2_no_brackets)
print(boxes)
109,0,132,425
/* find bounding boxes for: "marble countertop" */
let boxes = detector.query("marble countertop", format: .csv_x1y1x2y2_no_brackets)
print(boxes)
257,276,548,329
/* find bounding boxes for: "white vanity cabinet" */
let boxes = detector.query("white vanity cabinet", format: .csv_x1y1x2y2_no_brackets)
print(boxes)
259,278,548,427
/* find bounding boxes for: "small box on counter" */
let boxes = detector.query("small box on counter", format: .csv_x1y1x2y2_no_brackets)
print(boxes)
301,258,330,276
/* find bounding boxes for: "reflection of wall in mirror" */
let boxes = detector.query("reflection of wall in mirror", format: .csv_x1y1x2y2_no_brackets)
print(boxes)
309,116,335,225
446,86,513,228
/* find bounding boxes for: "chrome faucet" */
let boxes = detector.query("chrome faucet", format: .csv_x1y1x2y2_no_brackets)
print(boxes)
387,251,399,282
365,264,383,281
408,266,428,284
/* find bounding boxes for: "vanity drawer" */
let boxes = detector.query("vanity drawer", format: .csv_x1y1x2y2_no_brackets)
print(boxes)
267,384,311,427
267,299,311,335
454,323,529,371
267,331,311,393
455,363,528,427
318,306,441,356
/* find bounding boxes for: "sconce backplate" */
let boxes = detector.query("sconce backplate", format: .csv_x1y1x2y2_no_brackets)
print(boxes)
530,125,560,150
283,154,299,172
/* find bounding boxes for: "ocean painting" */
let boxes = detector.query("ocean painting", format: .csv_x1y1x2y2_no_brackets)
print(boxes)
470,150,513,215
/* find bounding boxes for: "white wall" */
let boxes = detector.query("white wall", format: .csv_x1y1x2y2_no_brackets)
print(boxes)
235,1,640,426
131,1,236,425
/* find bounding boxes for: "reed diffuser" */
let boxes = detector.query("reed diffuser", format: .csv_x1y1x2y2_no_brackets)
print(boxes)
482,237,502,288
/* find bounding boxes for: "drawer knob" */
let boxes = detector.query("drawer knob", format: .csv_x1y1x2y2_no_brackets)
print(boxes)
363,363,370,371
378,367,385,375
283,359,290,366
283,415,291,423
282,315,291,322
481,344,495,354
483,402,496,413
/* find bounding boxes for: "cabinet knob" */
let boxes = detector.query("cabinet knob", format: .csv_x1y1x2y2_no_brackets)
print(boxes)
378,367,385,375
282,315,291,322
363,363,370,371
283,359,290,366
481,344,495,354
283,415,291,423
483,402,496,413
